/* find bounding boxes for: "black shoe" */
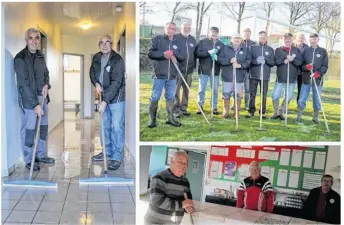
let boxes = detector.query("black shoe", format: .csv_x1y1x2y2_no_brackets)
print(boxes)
182,111,191,116
245,113,253,119
35,157,55,164
212,110,220,115
108,160,121,170
92,152,111,161
279,114,285,120
262,114,267,119
196,108,203,115
174,112,181,118
26,162,40,171
270,114,280,120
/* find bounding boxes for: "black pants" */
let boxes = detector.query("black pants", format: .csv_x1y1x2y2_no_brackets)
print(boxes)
296,74,302,102
248,79,269,115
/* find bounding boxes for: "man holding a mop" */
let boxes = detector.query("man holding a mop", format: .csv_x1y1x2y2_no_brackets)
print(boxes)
271,33,302,120
296,33,328,124
195,26,224,115
14,28,55,171
246,31,275,119
90,34,126,171
147,22,185,128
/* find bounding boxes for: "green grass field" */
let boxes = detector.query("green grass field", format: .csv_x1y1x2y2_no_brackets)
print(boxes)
140,72,340,141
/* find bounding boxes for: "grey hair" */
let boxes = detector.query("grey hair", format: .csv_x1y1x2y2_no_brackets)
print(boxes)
181,22,191,27
171,151,188,162
25,28,40,40
98,34,113,46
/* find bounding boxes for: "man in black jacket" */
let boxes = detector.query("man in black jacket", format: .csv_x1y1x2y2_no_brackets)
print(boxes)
173,22,197,118
246,31,275,119
271,33,302,120
90,34,126,170
303,174,340,224
295,33,309,102
147,22,185,128
14,28,55,171
296,33,328,124
195,26,224,115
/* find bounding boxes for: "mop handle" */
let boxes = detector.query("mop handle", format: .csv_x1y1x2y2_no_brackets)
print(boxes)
29,96,45,180
184,193,195,225
285,47,291,126
99,94,108,175
171,59,211,127
259,46,264,129
312,77,330,133
211,41,216,118
310,48,316,86
233,50,239,131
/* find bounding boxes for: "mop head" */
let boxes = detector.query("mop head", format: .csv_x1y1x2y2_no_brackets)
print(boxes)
79,177,134,186
3,180,57,188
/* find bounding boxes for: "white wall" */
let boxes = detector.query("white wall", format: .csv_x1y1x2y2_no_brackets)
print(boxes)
112,2,136,160
2,3,63,176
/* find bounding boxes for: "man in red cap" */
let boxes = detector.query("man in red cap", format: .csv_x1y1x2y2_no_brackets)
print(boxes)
296,33,328,123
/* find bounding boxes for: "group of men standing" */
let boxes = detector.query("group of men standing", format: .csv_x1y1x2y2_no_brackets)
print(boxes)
147,22,328,128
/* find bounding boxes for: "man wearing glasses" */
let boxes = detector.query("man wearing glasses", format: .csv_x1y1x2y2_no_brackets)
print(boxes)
303,174,340,224
14,28,55,171
145,151,194,224
90,35,126,171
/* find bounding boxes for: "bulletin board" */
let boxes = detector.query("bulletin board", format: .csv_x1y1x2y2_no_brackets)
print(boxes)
208,145,328,191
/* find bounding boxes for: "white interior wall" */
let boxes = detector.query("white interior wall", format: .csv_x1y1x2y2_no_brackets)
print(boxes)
2,3,63,176
112,2,136,160
64,72,81,101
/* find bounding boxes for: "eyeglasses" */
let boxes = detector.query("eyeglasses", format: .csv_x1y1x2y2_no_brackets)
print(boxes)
28,36,40,40
99,41,112,46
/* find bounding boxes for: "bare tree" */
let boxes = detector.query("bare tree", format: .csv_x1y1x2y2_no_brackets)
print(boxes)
260,2,275,33
283,2,316,33
307,2,332,34
193,2,213,41
325,3,340,58
162,2,192,22
223,2,255,33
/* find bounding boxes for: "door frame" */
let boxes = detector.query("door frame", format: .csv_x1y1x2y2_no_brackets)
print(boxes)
62,53,85,120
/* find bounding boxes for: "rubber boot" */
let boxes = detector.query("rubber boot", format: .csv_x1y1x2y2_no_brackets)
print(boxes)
166,100,181,127
222,99,229,119
148,101,158,128
271,101,280,119
295,108,302,123
313,110,319,124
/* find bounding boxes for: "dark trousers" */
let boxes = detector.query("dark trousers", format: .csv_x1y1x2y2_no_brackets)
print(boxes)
248,79,269,115
174,73,192,113
296,74,302,102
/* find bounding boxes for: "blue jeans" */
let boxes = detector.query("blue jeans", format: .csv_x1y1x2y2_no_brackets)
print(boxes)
198,74,219,109
150,78,176,102
298,84,322,111
21,96,48,164
272,82,295,113
100,101,125,161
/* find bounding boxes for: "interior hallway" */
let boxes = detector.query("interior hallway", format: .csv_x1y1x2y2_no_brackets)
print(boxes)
2,112,136,225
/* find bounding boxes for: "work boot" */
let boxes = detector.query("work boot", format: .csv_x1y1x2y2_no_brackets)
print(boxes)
213,109,220,115
148,101,158,128
271,101,280,119
166,100,181,127
92,152,111,161
26,162,40,171
295,108,303,123
280,114,285,120
222,99,229,119
313,110,319,124
108,160,121,170
35,157,55,164
182,111,191,116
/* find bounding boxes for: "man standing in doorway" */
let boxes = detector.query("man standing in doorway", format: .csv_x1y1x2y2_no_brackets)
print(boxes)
90,35,126,170
303,175,340,224
173,22,197,118
14,28,55,171
195,26,224,115
147,22,185,128
145,151,194,224
236,161,274,212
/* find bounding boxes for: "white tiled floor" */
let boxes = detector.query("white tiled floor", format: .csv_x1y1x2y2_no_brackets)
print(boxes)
2,112,136,225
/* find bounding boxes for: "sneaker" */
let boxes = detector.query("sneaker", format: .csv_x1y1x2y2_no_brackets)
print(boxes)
108,160,121,170
92,152,111,161
26,162,40,171
35,157,55,164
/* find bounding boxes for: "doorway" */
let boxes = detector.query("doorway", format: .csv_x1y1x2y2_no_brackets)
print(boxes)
117,28,126,59
62,53,84,121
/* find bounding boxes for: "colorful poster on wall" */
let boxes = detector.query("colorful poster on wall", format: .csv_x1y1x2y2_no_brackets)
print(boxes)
224,161,236,179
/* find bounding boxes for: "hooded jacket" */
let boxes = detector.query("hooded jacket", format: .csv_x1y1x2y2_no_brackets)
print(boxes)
14,46,51,110
274,46,302,83
250,43,275,81
90,50,126,104
148,34,185,80
175,33,197,76
218,45,251,83
301,46,328,86
195,38,224,76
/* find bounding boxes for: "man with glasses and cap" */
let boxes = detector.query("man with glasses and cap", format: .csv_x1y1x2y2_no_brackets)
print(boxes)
90,34,126,171
14,28,55,171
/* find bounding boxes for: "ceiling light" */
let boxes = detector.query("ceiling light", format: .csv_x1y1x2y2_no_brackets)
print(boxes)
80,21,92,30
